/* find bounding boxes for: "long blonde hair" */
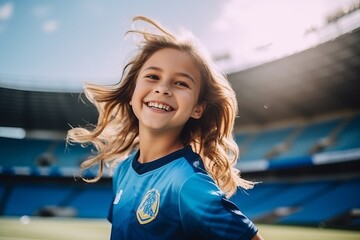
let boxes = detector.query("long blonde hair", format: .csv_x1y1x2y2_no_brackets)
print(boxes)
67,16,255,197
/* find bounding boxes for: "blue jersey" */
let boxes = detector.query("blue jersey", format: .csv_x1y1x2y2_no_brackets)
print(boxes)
108,145,258,240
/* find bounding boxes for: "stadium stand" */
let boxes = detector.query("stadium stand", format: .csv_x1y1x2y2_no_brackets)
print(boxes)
0,138,53,167
3,183,75,216
278,179,360,227
273,118,342,159
0,137,92,168
231,177,360,228
323,114,360,152
0,177,112,218
238,126,296,161
54,141,92,167
235,181,333,220
68,185,113,218
1,101,360,228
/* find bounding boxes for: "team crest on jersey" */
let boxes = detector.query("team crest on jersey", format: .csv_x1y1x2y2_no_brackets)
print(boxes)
136,189,160,224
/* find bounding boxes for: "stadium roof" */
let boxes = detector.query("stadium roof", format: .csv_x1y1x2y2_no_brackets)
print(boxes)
230,26,360,126
1,27,360,133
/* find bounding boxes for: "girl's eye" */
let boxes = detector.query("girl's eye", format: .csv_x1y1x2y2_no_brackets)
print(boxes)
146,74,159,80
175,81,190,88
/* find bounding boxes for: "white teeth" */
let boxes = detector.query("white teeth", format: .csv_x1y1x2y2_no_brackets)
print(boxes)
147,102,173,111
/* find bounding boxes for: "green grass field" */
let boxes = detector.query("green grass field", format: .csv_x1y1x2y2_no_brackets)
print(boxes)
0,217,359,240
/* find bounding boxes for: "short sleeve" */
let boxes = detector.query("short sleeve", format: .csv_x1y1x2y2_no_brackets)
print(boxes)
179,173,258,240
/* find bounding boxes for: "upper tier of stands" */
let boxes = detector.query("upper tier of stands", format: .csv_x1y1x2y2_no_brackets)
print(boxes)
0,112,359,172
236,113,360,163
0,138,91,168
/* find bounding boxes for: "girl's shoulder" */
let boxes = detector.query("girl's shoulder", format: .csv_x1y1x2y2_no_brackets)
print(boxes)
164,147,213,191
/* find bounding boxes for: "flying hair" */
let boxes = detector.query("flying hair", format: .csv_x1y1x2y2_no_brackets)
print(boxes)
67,16,257,197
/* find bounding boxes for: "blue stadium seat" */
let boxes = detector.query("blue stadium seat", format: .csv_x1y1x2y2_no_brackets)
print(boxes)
55,141,92,167
235,132,251,146
67,185,113,218
0,138,91,168
324,114,360,152
274,118,341,159
278,179,360,224
0,138,52,167
231,183,285,211
244,181,331,220
239,127,295,161
4,184,74,216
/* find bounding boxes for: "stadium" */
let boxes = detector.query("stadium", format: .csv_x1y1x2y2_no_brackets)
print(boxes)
1,1,360,239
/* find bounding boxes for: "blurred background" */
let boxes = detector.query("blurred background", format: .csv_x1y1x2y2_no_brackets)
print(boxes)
0,0,360,239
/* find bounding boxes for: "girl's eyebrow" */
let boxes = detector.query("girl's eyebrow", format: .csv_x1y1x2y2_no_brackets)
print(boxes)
143,66,195,84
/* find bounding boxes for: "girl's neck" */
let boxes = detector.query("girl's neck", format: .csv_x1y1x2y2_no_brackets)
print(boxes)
137,129,184,164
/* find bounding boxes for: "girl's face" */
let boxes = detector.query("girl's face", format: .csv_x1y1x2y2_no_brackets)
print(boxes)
131,48,205,136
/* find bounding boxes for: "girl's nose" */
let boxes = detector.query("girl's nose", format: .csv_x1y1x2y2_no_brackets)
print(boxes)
154,85,173,96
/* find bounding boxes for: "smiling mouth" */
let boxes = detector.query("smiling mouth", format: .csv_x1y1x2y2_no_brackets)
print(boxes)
146,102,174,112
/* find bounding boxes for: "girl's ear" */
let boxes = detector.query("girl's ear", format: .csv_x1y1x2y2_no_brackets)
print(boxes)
191,102,207,119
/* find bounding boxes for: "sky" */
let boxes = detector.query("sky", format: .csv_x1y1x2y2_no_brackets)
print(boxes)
0,0,358,91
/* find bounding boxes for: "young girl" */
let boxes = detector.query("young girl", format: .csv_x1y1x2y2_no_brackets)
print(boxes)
67,16,264,240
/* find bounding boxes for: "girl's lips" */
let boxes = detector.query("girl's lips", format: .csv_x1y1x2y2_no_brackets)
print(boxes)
146,101,174,112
